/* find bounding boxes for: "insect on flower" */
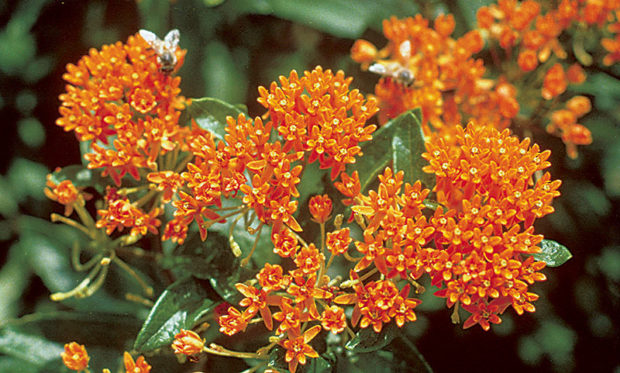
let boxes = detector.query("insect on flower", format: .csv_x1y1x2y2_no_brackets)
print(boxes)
368,41,415,86
139,28,180,73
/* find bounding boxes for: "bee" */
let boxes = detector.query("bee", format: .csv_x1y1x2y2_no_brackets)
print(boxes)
139,29,180,74
367,40,415,86
368,61,415,86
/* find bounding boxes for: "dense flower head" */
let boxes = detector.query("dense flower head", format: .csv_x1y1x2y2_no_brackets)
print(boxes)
341,120,558,331
61,342,89,371
57,32,187,186
257,67,378,180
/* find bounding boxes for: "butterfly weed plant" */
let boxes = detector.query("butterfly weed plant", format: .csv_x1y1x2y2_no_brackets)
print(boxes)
32,1,620,372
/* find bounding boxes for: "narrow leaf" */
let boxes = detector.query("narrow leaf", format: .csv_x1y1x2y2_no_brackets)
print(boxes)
532,239,573,267
133,277,216,352
180,97,245,142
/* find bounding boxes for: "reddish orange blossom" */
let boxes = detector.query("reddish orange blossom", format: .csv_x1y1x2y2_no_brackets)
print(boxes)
171,329,205,357
61,342,89,371
123,351,151,373
280,325,322,373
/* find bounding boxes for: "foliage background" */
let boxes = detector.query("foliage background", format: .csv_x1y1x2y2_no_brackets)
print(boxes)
0,0,618,371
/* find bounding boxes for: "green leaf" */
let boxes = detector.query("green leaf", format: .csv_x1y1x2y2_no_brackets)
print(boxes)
0,356,40,373
180,97,245,142
345,323,397,353
351,109,430,193
532,239,573,267
6,158,47,201
395,334,433,373
1,311,142,349
202,41,248,104
267,345,289,371
0,326,64,368
165,229,239,280
18,217,142,315
0,243,31,322
306,356,333,373
133,276,216,352
391,108,434,189
0,177,18,217
239,0,369,39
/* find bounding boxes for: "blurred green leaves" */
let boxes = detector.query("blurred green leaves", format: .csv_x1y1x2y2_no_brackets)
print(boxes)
202,41,249,104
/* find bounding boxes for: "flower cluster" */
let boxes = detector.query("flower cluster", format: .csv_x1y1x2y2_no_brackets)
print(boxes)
351,14,510,132
162,66,378,243
547,95,593,158
47,4,573,371
479,0,620,67
57,32,187,186
53,32,188,242
421,122,559,329
352,2,618,158
61,342,151,373
340,121,559,331
217,195,338,372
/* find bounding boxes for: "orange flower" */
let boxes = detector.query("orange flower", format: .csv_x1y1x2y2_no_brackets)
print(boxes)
350,39,378,64
326,228,352,256
334,171,361,206
147,170,183,203
517,49,538,72
96,187,161,236
61,342,89,371
273,298,309,335
272,228,300,258
280,325,321,373
171,329,205,357
235,283,273,330
218,306,250,336
566,63,586,84
566,95,591,117
44,173,92,216
123,351,151,373
294,243,324,275
321,305,347,334
541,63,567,100
462,300,503,331
309,194,333,223
257,263,288,292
